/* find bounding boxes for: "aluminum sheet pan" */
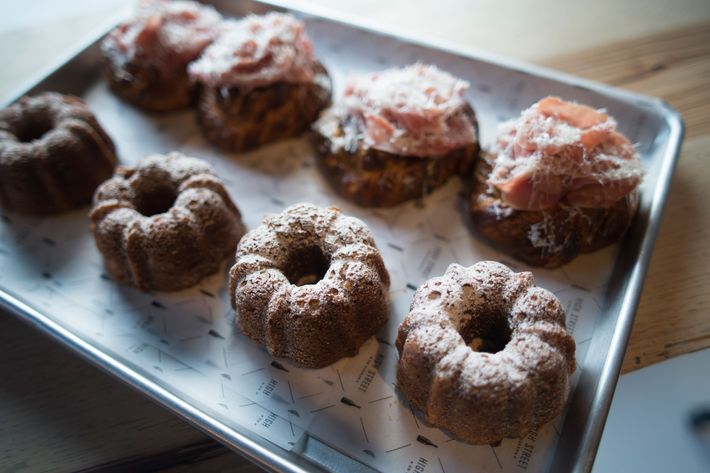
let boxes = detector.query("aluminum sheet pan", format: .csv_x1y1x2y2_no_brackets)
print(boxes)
0,1,683,472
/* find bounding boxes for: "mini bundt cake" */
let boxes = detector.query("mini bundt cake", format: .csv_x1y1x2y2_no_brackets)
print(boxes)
229,203,390,368
0,93,117,215
469,96,643,268
188,12,332,152
91,152,246,292
101,0,222,112
311,64,479,207
396,261,576,445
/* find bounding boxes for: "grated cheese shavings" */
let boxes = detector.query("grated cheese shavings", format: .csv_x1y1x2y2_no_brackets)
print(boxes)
103,0,222,67
188,12,318,88
488,96,644,210
313,64,477,158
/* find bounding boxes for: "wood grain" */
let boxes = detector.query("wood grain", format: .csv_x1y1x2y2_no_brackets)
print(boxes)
1,13,709,473
543,22,710,372
543,21,710,138
622,136,710,371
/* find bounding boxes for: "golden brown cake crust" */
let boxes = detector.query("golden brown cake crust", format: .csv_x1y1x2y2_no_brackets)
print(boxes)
0,93,117,215
102,51,195,112
194,63,332,152
310,105,479,207
469,156,640,268
229,203,390,368
396,261,576,445
91,152,246,292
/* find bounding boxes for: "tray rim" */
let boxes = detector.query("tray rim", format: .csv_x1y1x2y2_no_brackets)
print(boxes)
0,290,314,473
0,2,685,472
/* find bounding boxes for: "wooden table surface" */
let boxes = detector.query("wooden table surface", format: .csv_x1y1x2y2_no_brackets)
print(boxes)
1,2,709,472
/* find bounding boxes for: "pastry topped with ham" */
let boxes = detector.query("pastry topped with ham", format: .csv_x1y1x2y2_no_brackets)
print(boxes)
108,0,221,67
311,64,479,207
101,0,223,111
188,12,319,89
469,97,643,268
338,64,477,157
489,96,643,210
189,12,331,152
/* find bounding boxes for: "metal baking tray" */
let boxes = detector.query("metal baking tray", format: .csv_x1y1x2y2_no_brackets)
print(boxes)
0,1,683,472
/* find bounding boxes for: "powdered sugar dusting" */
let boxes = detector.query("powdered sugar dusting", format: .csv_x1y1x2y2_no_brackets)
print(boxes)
91,152,229,229
90,151,245,291
407,262,536,335
232,203,385,282
229,203,390,367
396,261,576,443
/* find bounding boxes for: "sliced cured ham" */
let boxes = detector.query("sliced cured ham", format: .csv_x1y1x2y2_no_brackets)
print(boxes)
189,12,331,152
188,12,318,88
488,96,643,210
106,0,222,68
315,64,478,158
101,0,223,111
310,64,479,207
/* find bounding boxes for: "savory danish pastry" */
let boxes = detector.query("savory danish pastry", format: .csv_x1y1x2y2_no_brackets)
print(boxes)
311,64,479,207
189,12,331,152
469,96,643,267
101,0,222,111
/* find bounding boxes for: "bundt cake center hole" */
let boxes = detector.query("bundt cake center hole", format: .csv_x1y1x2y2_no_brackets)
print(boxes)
458,311,512,354
135,184,178,216
16,116,54,143
284,245,330,286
